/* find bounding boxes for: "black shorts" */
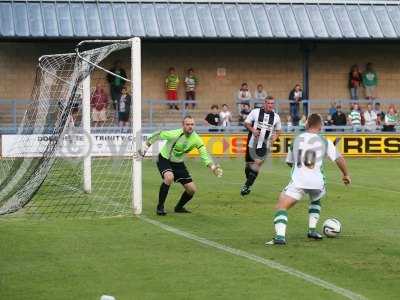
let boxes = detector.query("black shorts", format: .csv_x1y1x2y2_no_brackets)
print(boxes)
157,154,193,185
245,143,268,163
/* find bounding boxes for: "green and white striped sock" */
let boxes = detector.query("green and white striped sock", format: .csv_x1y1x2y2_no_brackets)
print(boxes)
273,210,288,240
308,200,321,231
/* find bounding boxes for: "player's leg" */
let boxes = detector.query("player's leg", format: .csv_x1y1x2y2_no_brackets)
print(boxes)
156,155,175,215
266,184,302,245
174,163,194,213
175,182,196,213
306,188,326,239
241,145,265,196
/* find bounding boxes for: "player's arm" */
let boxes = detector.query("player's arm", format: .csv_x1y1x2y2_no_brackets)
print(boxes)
326,139,351,185
244,110,259,137
196,139,223,177
271,115,282,144
140,129,180,156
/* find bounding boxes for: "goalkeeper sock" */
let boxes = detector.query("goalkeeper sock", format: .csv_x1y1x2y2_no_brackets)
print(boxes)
308,200,321,230
158,183,170,208
245,169,258,187
274,210,288,240
175,191,193,209
245,165,251,179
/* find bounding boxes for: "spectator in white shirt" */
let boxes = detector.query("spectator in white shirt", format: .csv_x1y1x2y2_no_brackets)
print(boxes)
254,84,267,108
363,103,377,132
219,104,232,128
237,83,252,104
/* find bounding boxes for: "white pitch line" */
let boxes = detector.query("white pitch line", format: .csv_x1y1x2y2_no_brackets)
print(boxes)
139,215,367,300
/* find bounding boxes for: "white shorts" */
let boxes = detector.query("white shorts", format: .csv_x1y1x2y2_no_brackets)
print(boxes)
283,182,326,202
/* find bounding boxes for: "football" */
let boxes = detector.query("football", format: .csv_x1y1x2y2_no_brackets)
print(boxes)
323,218,342,238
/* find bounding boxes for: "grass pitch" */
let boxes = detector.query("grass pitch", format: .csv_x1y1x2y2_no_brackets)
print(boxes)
0,157,399,300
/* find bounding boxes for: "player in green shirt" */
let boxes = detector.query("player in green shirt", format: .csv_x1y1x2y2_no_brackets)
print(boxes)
141,116,223,215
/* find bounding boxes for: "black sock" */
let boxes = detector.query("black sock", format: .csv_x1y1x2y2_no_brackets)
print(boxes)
245,169,258,187
245,165,251,179
158,183,170,209
175,191,193,209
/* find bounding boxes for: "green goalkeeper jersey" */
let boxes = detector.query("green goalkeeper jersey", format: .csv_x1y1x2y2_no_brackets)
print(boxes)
147,128,213,166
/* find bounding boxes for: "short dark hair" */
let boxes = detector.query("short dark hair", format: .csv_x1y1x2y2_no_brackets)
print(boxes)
211,104,218,109
306,114,322,129
265,95,274,101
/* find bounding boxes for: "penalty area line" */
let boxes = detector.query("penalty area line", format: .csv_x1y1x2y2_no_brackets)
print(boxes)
139,215,367,300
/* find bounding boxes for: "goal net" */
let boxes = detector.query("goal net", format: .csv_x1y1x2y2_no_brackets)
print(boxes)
0,38,142,218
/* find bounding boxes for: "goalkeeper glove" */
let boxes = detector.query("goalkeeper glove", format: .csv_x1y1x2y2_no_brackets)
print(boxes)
138,142,150,158
210,164,223,177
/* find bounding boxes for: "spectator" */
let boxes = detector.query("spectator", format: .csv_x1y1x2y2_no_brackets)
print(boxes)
286,115,293,132
288,84,304,125
91,83,109,127
239,103,251,125
332,105,347,129
348,64,363,100
118,86,131,127
298,115,307,131
374,102,385,125
184,68,198,109
165,67,180,110
204,105,220,132
383,105,398,132
107,60,127,110
363,103,377,132
362,63,378,100
237,83,252,104
219,104,232,128
254,84,267,107
348,103,362,132
328,102,337,116
324,115,334,132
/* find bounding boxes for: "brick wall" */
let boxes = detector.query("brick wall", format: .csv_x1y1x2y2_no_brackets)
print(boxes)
0,41,399,112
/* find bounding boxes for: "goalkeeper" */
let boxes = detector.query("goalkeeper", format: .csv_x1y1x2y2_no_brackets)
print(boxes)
141,116,223,216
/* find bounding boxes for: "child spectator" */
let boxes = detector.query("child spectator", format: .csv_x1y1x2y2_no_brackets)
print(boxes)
165,67,180,110
107,60,127,110
239,103,251,125
219,104,232,128
237,83,252,104
383,105,398,132
374,102,385,125
286,115,293,132
204,105,221,132
324,115,334,132
184,68,198,109
91,83,109,127
332,105,347,128
254,84,267,107
363,103,377,132
348,64,362,100
328,102,337,116
118,87,131,127
362,63,378,100
348,103,362,132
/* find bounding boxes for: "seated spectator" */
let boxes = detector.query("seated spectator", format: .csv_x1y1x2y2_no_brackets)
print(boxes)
348,103,362,132
91,83,109,127
118,86,131,127
298,115,307,131
348,64,362,100
204,105,220,132
374,102,385,125
382,105,398,132
362,62,378,100
184,68,198,109
286,115,293,132
219,104,232,128
363,103,377,132
332,105,347,129
328,102,337,116
165,67,179,110
239,103,251,125
254,84,267,108
237,83,252,104
288,84,304,125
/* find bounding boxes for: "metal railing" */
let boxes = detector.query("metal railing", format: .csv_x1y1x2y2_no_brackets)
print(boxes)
0,99,31,134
